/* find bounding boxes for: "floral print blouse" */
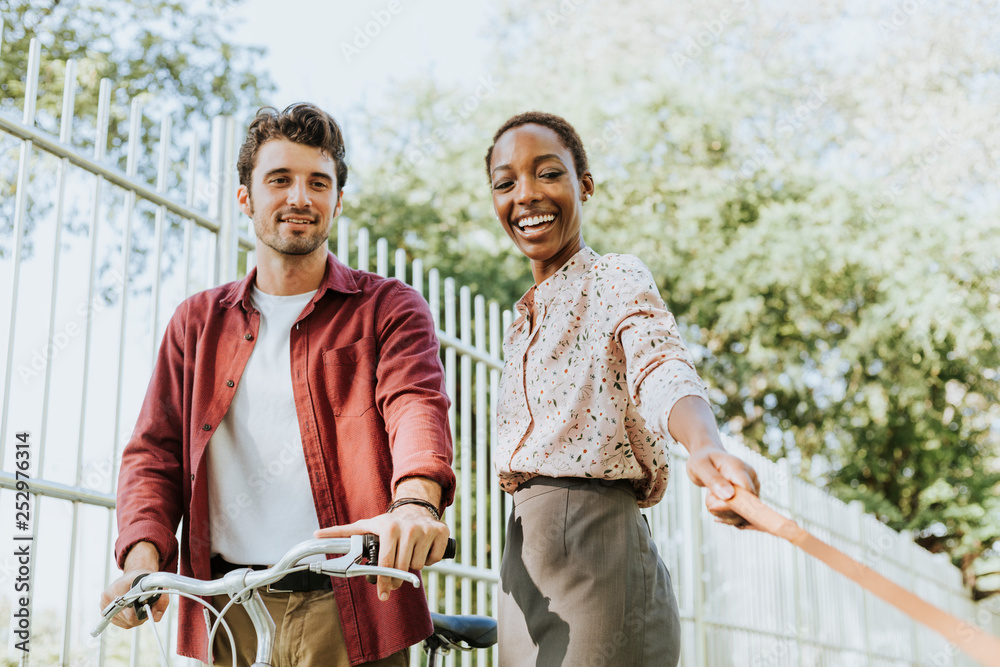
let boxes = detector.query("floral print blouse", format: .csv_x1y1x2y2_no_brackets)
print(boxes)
496,247,709,507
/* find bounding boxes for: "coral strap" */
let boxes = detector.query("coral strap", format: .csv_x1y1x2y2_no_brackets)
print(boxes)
727,487,1000,667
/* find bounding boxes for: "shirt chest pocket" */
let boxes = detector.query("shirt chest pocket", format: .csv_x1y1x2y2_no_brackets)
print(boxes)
322,337,377,417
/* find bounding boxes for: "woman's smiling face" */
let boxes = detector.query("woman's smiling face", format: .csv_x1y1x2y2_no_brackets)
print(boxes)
489,123,594,285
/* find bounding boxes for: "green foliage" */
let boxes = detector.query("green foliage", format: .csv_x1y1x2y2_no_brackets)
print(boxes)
0,0,273,282
1,0,272,133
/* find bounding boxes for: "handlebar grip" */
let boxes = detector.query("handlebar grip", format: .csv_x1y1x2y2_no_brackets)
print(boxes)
362,536,458,583
130,574,161,621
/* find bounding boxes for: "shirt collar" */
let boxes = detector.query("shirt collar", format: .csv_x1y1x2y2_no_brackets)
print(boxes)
534,246,599,302
220,251,361,311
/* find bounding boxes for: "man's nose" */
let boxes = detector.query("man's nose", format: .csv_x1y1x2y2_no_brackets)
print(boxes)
286,180,311,208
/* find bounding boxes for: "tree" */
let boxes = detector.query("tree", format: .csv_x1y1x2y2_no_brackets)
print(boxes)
344,0,1000,594
0,0,275,263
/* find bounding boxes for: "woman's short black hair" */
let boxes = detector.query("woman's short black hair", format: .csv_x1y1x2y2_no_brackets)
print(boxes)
485,111,589,180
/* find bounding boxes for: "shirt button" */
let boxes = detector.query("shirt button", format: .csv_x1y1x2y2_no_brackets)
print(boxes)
244,333,253,340
226,380,234,387
203,424,211,431
190,474,195,481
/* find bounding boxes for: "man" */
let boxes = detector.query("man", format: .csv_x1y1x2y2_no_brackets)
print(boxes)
99,103,455,666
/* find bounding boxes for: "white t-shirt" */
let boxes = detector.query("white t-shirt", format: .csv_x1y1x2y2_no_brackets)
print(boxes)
207,285,321,564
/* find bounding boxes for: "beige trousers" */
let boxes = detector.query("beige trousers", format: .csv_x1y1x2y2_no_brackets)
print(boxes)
210,589,408,667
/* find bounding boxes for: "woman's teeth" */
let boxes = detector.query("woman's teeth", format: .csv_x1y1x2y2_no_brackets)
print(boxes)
518,214,555,229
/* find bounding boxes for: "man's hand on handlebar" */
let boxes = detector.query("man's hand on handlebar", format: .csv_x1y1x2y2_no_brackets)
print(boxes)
98,541,169,628
315,506,450,602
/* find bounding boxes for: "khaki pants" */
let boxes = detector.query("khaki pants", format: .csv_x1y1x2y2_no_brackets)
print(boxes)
210,589,408,667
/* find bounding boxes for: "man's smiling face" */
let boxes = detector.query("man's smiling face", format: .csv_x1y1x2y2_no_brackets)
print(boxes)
238,138,343,259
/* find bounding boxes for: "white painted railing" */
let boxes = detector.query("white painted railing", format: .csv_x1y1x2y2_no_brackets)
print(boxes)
1,35,997,667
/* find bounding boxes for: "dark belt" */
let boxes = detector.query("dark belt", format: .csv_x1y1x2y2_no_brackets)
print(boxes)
210,555,333,593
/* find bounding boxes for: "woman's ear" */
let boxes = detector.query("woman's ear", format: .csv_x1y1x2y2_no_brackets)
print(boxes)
580,171,595,201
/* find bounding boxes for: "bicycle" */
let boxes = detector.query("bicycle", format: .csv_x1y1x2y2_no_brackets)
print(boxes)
93,534,497,667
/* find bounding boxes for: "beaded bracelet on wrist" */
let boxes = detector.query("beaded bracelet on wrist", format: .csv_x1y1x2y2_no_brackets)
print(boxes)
387,497,441,521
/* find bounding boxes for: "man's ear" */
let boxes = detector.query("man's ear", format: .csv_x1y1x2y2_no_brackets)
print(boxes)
332,190,344,219
237,184,252,217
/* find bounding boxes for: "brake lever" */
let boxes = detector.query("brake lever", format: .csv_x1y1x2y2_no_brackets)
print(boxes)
91,576,162,637
342,563,421,588
130,573,161,621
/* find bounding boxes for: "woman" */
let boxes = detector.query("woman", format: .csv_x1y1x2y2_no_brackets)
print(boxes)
486,112,760,666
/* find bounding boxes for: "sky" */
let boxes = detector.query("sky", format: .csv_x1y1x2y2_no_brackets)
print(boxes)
225,0,495,117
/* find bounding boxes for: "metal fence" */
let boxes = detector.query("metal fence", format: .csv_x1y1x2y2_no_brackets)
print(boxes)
1,37,998,667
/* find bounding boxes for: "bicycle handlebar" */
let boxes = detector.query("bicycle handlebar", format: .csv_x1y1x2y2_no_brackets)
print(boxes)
92,534,456,638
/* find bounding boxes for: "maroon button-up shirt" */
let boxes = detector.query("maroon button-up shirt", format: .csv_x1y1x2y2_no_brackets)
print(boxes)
115,252,455,664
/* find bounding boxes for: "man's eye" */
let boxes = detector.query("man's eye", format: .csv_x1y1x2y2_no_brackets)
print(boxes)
540,171,562,179
492,180,512,190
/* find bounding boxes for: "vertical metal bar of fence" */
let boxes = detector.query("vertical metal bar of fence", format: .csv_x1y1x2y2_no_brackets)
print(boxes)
83,77,113,667
337,217,350,265
690,480,708,667
459,287,473,667
117,98,145,667
474,295,488,621
151,116,172,363
427,267,441,617
221,118,238,282
501,309,513,542
395,248,406,283
1,38,39,465
376,237,388,277
489,301,502,667
444,278,458,622
182,133,197,297
356,228,369,273
6,39,39,667
47,58,79,667
109,97,143,481
207,117,223,285
780,459,802,666
412,258,424,297
852,499,872,664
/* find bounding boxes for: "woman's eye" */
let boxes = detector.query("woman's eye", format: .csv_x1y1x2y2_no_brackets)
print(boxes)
541,170,563,179
493,180,512,190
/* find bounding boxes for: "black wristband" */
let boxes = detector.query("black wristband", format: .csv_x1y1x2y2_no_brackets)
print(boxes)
387,497,441,521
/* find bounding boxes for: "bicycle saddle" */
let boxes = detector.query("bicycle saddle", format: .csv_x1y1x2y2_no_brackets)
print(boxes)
429,613,497,649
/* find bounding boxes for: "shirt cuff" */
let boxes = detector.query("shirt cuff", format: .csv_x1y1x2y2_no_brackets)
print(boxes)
115,520,179,572
636,359,711,440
